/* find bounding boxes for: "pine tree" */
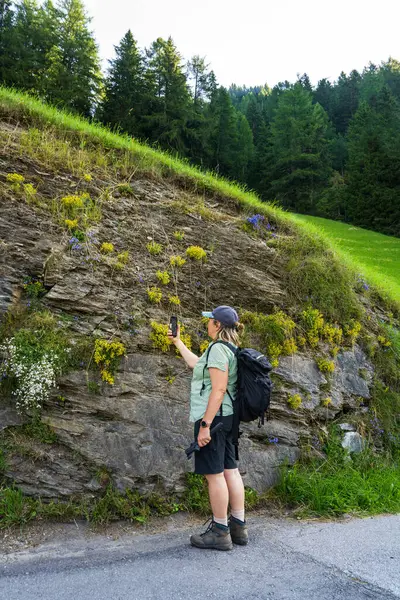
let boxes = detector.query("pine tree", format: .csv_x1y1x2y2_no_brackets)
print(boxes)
332,70,361,134
235,112,254,181
314,78,335,120
297,72,313,93
269,83,331,212
8,0,45,90
187,55,214,109
245,94,273,194
205,87,239,177
100,30,145,136
346,87,400,235
42,0,102,116
0,0,15,85
144,37,191,153
381,57,400,102
184,57,216,164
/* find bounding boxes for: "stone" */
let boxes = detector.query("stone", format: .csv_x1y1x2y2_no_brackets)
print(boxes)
333,347,372,399
341,432,366,454
338,423,356,432
0,406,25,431
275,355,327,396
238,436,300,491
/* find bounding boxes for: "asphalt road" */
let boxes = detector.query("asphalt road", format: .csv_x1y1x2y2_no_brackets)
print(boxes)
0,514,399,600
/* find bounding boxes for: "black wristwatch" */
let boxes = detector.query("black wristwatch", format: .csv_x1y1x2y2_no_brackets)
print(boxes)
201,420,211,428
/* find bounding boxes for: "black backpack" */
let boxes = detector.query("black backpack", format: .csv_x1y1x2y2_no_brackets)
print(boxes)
202,340,273,459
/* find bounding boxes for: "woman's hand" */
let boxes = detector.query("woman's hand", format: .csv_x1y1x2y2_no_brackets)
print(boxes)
167,323,180,345
197,426,211,447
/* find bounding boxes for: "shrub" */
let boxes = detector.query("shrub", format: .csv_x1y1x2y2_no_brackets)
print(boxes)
147,287,162,304
156,270,171,285
83,173,92,182
317,358,335,374
242,309,296,360
186,246,207,261
100,242,114,254
170,255,186,268
150,321,171,353
61,194,84,214
330,346,340,358
93,339,126,385
1,338,60,413
23,278,46,298
147,241,163,256
0,312,70,415
65,218,78,229
300,307,324,347
377,335,391,348
117,251,130,264
6,172,25,186
282,338,298,355
117,183,135,196
169,295,180,306
23,183,37,200
323,397,333,407
179,326,192,353
287,394,302,409
199,340,210,354
322,323,343,345
343,320,362,345
6,172,25,193
266,342,282,365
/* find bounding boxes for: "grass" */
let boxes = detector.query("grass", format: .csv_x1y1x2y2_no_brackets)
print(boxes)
0,87,279,216
292,214,400,306
272,431,400,517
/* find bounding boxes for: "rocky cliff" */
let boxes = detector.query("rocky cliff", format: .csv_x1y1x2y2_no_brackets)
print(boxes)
0,101,393,503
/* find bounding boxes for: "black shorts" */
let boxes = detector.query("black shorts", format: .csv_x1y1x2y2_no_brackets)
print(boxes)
193,414,238,475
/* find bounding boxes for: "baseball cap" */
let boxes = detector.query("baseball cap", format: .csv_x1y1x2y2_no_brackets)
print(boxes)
202,305,239,327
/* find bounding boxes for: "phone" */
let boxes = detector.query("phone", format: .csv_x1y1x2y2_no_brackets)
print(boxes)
169,316,178,337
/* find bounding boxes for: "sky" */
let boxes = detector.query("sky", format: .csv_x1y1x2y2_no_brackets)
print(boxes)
83,0,400,88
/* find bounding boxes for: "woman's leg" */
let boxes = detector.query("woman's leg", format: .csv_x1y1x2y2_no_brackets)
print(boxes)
205,472,229,522
224,468,245,519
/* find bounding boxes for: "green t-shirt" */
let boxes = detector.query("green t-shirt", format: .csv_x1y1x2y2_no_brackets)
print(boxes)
189,342,237,423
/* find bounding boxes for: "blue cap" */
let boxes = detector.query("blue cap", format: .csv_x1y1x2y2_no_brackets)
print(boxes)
202,305,239,327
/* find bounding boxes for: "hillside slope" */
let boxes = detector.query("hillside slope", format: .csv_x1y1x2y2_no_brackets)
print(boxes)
0,89,399,508
293,214,400,304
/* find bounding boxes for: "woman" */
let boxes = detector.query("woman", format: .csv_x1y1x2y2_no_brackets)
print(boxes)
168,305,248,551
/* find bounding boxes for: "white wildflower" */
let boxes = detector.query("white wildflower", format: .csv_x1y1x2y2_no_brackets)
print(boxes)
0,338,60,414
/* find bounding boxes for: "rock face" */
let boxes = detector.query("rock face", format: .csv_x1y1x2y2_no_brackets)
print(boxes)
0,123,374,498
341,432,366,454
1,344,373,496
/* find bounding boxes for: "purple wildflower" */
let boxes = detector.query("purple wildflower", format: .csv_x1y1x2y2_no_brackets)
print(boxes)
247,214,265,230
268,437,279,444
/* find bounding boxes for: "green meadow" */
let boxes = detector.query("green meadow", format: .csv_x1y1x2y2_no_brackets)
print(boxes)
292,214,400,305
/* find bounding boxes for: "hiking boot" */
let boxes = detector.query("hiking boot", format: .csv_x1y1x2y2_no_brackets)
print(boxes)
190,519,233,551
229,515,249,545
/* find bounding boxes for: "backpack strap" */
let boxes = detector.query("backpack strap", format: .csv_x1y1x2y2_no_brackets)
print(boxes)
200,340,237,418
213,342,240,461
